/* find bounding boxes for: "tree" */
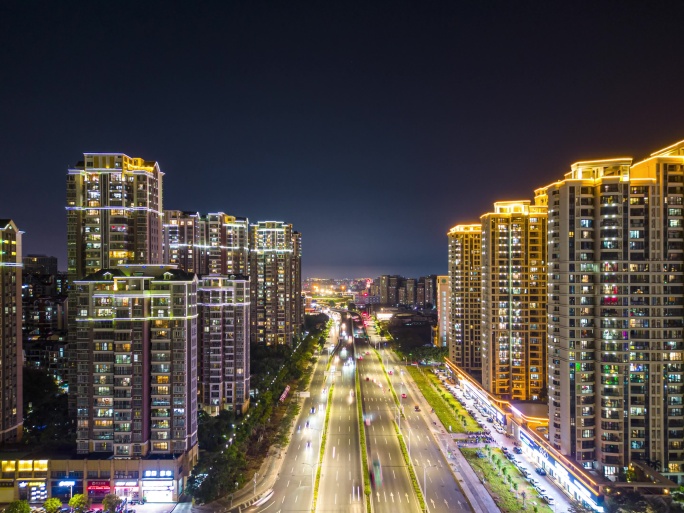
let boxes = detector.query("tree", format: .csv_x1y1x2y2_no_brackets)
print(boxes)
69,494,90,513
102,494,121,513
513,481,518,497
5,501,31,513
44,498,62,513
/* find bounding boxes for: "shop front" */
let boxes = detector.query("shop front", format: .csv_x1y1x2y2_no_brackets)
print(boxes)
0,481,14,503
87,480,112,502
114,480,141,501
18,480,47,503
141,479,174,502
50,480,83,501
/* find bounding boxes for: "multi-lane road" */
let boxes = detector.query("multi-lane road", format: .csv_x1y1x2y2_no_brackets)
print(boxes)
366,322,474,513
357,337,422,513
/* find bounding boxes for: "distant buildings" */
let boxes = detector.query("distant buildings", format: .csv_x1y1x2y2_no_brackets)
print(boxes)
0,219,23,443
373,274,437,309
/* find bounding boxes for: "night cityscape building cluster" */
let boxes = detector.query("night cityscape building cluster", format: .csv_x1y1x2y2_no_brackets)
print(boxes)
446,138,684,498
0,152,303,503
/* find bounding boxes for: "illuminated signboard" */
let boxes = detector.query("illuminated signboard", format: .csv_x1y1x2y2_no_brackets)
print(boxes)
114,481,138,487
495,410,506,425
58,481,76,487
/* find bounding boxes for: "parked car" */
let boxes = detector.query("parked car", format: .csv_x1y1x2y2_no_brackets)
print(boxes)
513,446,523,454
542,495,555,504
535,467,547,476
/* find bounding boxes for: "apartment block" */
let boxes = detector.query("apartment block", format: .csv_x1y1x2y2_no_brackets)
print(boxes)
544,140,684,482
66,153,163,280
436,275,449,347
0,219,23,443
73,265,198,458
481,199,547,401
163,211,249,276
198,274,250,414
250,221,302,345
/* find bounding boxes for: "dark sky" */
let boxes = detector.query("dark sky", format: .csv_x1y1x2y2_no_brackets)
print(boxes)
2,1,684,279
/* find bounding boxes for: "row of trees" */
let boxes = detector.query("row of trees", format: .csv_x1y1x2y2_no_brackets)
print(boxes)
5,493,125,513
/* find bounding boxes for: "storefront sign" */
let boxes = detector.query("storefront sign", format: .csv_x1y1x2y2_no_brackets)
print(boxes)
58,481,76,487
88,481,110,487
115,481,138,487
142,480,174,490
18,482,45,488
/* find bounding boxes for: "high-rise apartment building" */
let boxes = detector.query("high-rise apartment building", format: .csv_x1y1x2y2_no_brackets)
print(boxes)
481,199,547,401
163,211,203,273
198,274,250,414
423,274,437,307
447,225,482,373
67,154,164,413
0,219,23,443
73,265,198,458
23,254,58,275
66,153,163,280
405,278,417,307
250,221,302,345
163,211,250,276
545,140,684,482
436,275,449,347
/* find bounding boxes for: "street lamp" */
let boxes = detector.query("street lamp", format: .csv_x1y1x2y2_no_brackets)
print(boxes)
253,472,259,496
419,462,438,513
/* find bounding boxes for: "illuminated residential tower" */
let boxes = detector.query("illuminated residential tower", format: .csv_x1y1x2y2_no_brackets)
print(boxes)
249,221,302,345
447,224,482,374
73,265,198,458
544,139,684,482
197,274,250,414
0,219,23,443
480,199,547,401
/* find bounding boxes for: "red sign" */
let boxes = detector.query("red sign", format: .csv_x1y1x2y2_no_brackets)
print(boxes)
279,385,291,402
88,481,110,487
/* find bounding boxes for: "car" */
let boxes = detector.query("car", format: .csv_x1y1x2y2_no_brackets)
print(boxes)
543,496,555,504
305,421,310,428
519,468,529,477
513,446,522,454
501,446,509,453
310,407,316,414
366,376,370,381
535,467,547,476
388,370,393,375
366,351,370,355
414,405,421,412
306,440,311,448
401,393,407,398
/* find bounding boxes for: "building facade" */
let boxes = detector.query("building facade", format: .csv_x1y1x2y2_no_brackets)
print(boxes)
66,153,164,280
198,274,250,414
0,219,23,443
480,199,547,401
73,265,198,459
545,140,684,482
447,224,482,373
249,221,301,345
436,275,449,347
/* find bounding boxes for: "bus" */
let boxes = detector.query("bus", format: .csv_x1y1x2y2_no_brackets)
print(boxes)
371,457,382,487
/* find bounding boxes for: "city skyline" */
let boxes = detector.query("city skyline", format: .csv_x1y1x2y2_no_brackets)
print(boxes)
3,2,684,278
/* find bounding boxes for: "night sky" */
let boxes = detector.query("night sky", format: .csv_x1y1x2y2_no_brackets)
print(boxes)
2,1,684,279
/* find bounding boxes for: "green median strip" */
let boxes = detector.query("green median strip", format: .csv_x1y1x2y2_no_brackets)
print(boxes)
312,383,334,512
394,422,426,512
356,367,372,512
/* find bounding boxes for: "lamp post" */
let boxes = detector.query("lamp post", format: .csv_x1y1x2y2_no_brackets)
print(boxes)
253,472,258,496
420,463,438,513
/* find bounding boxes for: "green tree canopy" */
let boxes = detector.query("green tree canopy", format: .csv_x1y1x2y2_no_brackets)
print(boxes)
69,493,90,513
5,501,31,513
102,494,121,513
43,497,62,513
